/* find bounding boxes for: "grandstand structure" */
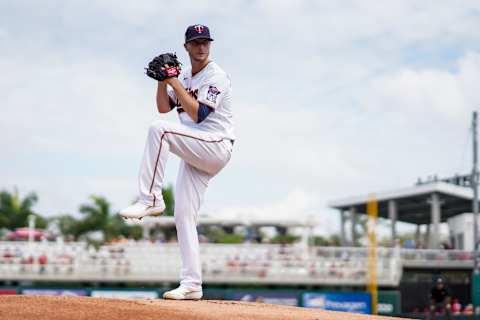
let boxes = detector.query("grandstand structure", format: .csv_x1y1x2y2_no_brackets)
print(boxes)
0,240,401,286
3,177,473,285
329,176,478,313
0,176,477,314
0,239,474,286
329,179,476,250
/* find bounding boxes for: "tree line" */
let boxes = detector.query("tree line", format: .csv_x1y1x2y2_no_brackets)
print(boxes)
0,187,174,243
0,187,347,246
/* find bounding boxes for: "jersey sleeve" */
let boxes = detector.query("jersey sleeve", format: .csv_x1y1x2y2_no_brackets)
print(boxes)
197,73,229,109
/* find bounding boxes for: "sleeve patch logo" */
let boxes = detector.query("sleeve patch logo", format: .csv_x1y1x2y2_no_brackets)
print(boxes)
206,86,221,103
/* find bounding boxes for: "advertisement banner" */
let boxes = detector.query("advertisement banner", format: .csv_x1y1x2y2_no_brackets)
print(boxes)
21,289,87,296
91,290,158,299
378,291,401,315
302,292,372,314
229,291,299,306
201,289,228,300
0,289,17,295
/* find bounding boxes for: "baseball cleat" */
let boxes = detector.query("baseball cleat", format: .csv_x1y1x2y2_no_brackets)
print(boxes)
163,287,203,300
119,201,165,220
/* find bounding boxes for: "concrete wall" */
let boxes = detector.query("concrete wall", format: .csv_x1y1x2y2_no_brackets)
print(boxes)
448,213,479,251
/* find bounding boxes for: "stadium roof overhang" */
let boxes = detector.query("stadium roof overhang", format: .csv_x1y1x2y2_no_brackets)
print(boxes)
328,182,474,224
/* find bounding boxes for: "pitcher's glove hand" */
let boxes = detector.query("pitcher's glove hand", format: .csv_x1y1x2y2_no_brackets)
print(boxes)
145,53,182,81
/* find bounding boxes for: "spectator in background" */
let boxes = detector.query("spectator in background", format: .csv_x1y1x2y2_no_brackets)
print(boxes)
38,253,47,274
451,298,462,315
3,248,13,264
463,304,473,316
429,277,451,320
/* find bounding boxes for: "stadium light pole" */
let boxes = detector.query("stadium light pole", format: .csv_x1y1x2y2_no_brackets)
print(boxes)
472,111,480,317
473,110,479,273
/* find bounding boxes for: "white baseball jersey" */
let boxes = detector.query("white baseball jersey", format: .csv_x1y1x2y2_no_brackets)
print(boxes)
167,61,235,141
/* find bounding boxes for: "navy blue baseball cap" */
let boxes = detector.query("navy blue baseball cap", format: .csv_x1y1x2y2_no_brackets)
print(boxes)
185,24,214,43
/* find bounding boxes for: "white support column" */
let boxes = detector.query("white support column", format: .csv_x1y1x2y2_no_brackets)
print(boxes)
142,223,150,240
340,210,347,246
425,224,431,248
388,200,398,245
350,206,357,246
428,193,442,249
415,224,421,248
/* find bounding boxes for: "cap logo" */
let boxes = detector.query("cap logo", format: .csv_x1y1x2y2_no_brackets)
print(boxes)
194,25,204,33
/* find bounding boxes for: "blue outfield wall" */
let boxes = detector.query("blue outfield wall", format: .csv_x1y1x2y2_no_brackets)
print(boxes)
302,292,371,314
225,289,302,307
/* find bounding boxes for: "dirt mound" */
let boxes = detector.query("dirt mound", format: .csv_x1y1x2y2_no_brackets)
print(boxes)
0,295,405,320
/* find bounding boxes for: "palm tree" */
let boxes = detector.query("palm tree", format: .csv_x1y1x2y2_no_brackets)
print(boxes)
74,195,113,241
162,185,175,216
0,187,46,230
74,195,144,242
54,214,79,239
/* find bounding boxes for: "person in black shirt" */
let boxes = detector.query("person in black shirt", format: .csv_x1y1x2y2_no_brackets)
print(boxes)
429,278,451,320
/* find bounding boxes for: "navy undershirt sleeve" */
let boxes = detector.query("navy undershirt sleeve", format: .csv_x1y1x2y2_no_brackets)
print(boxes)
197,103,213,123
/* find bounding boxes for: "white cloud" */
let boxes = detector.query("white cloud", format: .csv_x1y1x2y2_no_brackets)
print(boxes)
367,52,480,120
0,53,172,156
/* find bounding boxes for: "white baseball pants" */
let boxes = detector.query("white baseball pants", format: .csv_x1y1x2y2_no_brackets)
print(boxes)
138,119,232,290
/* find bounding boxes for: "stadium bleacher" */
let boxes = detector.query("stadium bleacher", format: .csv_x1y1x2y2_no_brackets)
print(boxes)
1,240,403,285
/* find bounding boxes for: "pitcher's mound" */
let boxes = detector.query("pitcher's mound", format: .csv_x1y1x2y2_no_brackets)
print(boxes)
0,295,405,320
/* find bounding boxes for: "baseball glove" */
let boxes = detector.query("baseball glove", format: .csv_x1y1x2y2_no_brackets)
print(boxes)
145,53,182,81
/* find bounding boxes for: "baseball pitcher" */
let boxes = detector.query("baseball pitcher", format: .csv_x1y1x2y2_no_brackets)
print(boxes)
120,24,235,300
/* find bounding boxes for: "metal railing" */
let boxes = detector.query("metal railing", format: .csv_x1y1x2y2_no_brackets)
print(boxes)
400,248,473,269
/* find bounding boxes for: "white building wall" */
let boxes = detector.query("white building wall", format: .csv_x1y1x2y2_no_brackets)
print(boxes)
447,213,479,251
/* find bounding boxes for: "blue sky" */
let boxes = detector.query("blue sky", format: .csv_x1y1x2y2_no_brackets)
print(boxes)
1,1,480,235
